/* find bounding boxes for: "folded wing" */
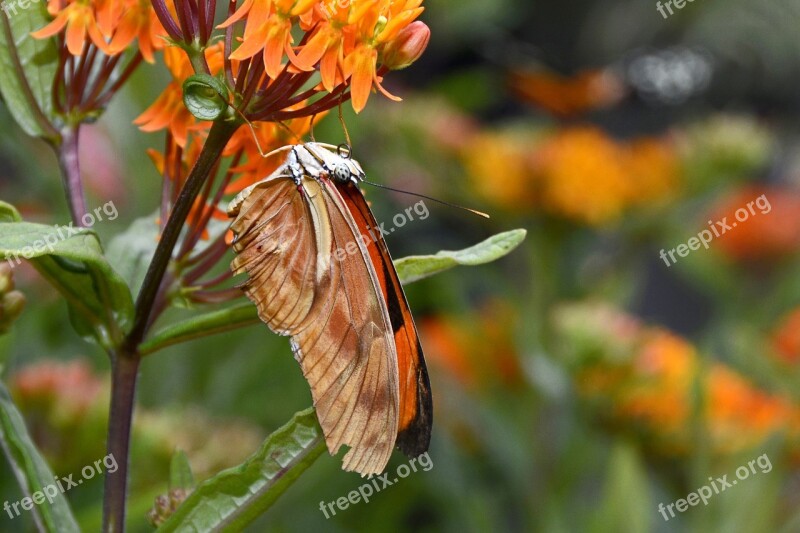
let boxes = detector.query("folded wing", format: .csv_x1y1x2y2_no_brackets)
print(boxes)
229,173,399,475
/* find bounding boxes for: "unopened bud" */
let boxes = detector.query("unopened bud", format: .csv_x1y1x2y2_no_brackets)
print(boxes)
381,21,430,70
0,291,25,333
147,488,192,526
0,263,13,294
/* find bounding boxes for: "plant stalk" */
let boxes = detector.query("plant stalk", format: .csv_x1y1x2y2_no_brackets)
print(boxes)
102,118,238,532
101,353,140,533
57,126,88,226
123,118,239,353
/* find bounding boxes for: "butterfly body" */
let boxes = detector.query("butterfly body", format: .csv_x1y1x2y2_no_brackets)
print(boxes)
228,143,432,475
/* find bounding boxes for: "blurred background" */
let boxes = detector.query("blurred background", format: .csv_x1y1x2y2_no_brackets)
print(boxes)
4,0,800,531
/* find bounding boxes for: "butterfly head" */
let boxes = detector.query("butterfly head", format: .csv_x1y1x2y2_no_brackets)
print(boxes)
327,145,365,185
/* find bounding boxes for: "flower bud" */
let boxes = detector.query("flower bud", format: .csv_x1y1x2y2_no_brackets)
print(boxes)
147,488,192,526
0,263,13,294
381,21,430,70
0,291,25,333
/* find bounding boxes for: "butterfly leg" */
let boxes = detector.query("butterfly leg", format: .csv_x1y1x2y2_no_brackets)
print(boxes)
287,147,307,186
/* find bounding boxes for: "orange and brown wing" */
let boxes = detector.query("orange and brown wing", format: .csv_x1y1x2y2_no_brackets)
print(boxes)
229,174,399,475
336,181,433,458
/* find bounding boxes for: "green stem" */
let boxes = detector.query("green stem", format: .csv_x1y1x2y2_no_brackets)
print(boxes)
102,118,238,532
123,118,239,353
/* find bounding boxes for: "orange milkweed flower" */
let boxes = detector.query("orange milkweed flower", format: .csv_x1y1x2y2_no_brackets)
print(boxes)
32,0,113,56
509,68,626,118
536,126,633,225
710,186,800,261
557,302,800,458
221,0,319,78
134,44,226,146
462,128,540,211
771,308,800,364
108,0,167,62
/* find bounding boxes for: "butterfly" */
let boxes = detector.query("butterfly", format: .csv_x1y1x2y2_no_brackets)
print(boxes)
227,142,432,475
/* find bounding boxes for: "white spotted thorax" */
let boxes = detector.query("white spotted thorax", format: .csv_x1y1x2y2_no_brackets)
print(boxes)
226,142,368,285
292,142,366,186
228,142,365,216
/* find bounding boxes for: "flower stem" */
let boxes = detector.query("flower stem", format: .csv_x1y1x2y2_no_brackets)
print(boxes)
123,118,239,352
101,352,140,533
57,126,88,226
101,118,238,532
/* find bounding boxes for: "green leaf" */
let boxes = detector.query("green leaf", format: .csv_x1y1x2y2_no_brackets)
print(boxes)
0,202,133,348
182,74,231,121
590,442,651,533
142,229,525,354
0,1,59,140
106,214,159,296
157,408,326,532
395,228,527,284
139,302,258,356
169,450,196,492
0,380,80,532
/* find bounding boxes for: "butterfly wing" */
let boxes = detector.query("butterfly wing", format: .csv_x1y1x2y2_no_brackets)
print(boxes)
229,170,399,475
336,182,433,458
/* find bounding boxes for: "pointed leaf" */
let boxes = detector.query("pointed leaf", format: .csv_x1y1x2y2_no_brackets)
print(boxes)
0,202,133,348
0,1,59,140
157,408,325,532
0,380,80,532
170,450,196,491
395,228,526,284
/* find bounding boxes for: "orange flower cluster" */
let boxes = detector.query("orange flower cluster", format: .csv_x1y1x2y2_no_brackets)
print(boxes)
710,186,800,262
138,43,316,242
32,0,165,61
9,359,263,480
221,0,426,111
462,126,681,225
420,301,523,390
12,359,104,422
509,68,626,118
556,303,800,457
772,308,800,364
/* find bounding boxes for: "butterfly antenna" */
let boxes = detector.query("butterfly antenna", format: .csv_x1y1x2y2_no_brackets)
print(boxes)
237,110,294,159
338,92,352,148
276,119,302,143
309,113,318,142
361,179,490,219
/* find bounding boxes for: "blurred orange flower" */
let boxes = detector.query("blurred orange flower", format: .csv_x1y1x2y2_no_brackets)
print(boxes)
557,302,800,457
462,125,681,224
462,129,540,211
12,359,104,421
772,308,800,364
710,186,800,261
536,127,633,225
509,68,626,118
421,301,523,390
